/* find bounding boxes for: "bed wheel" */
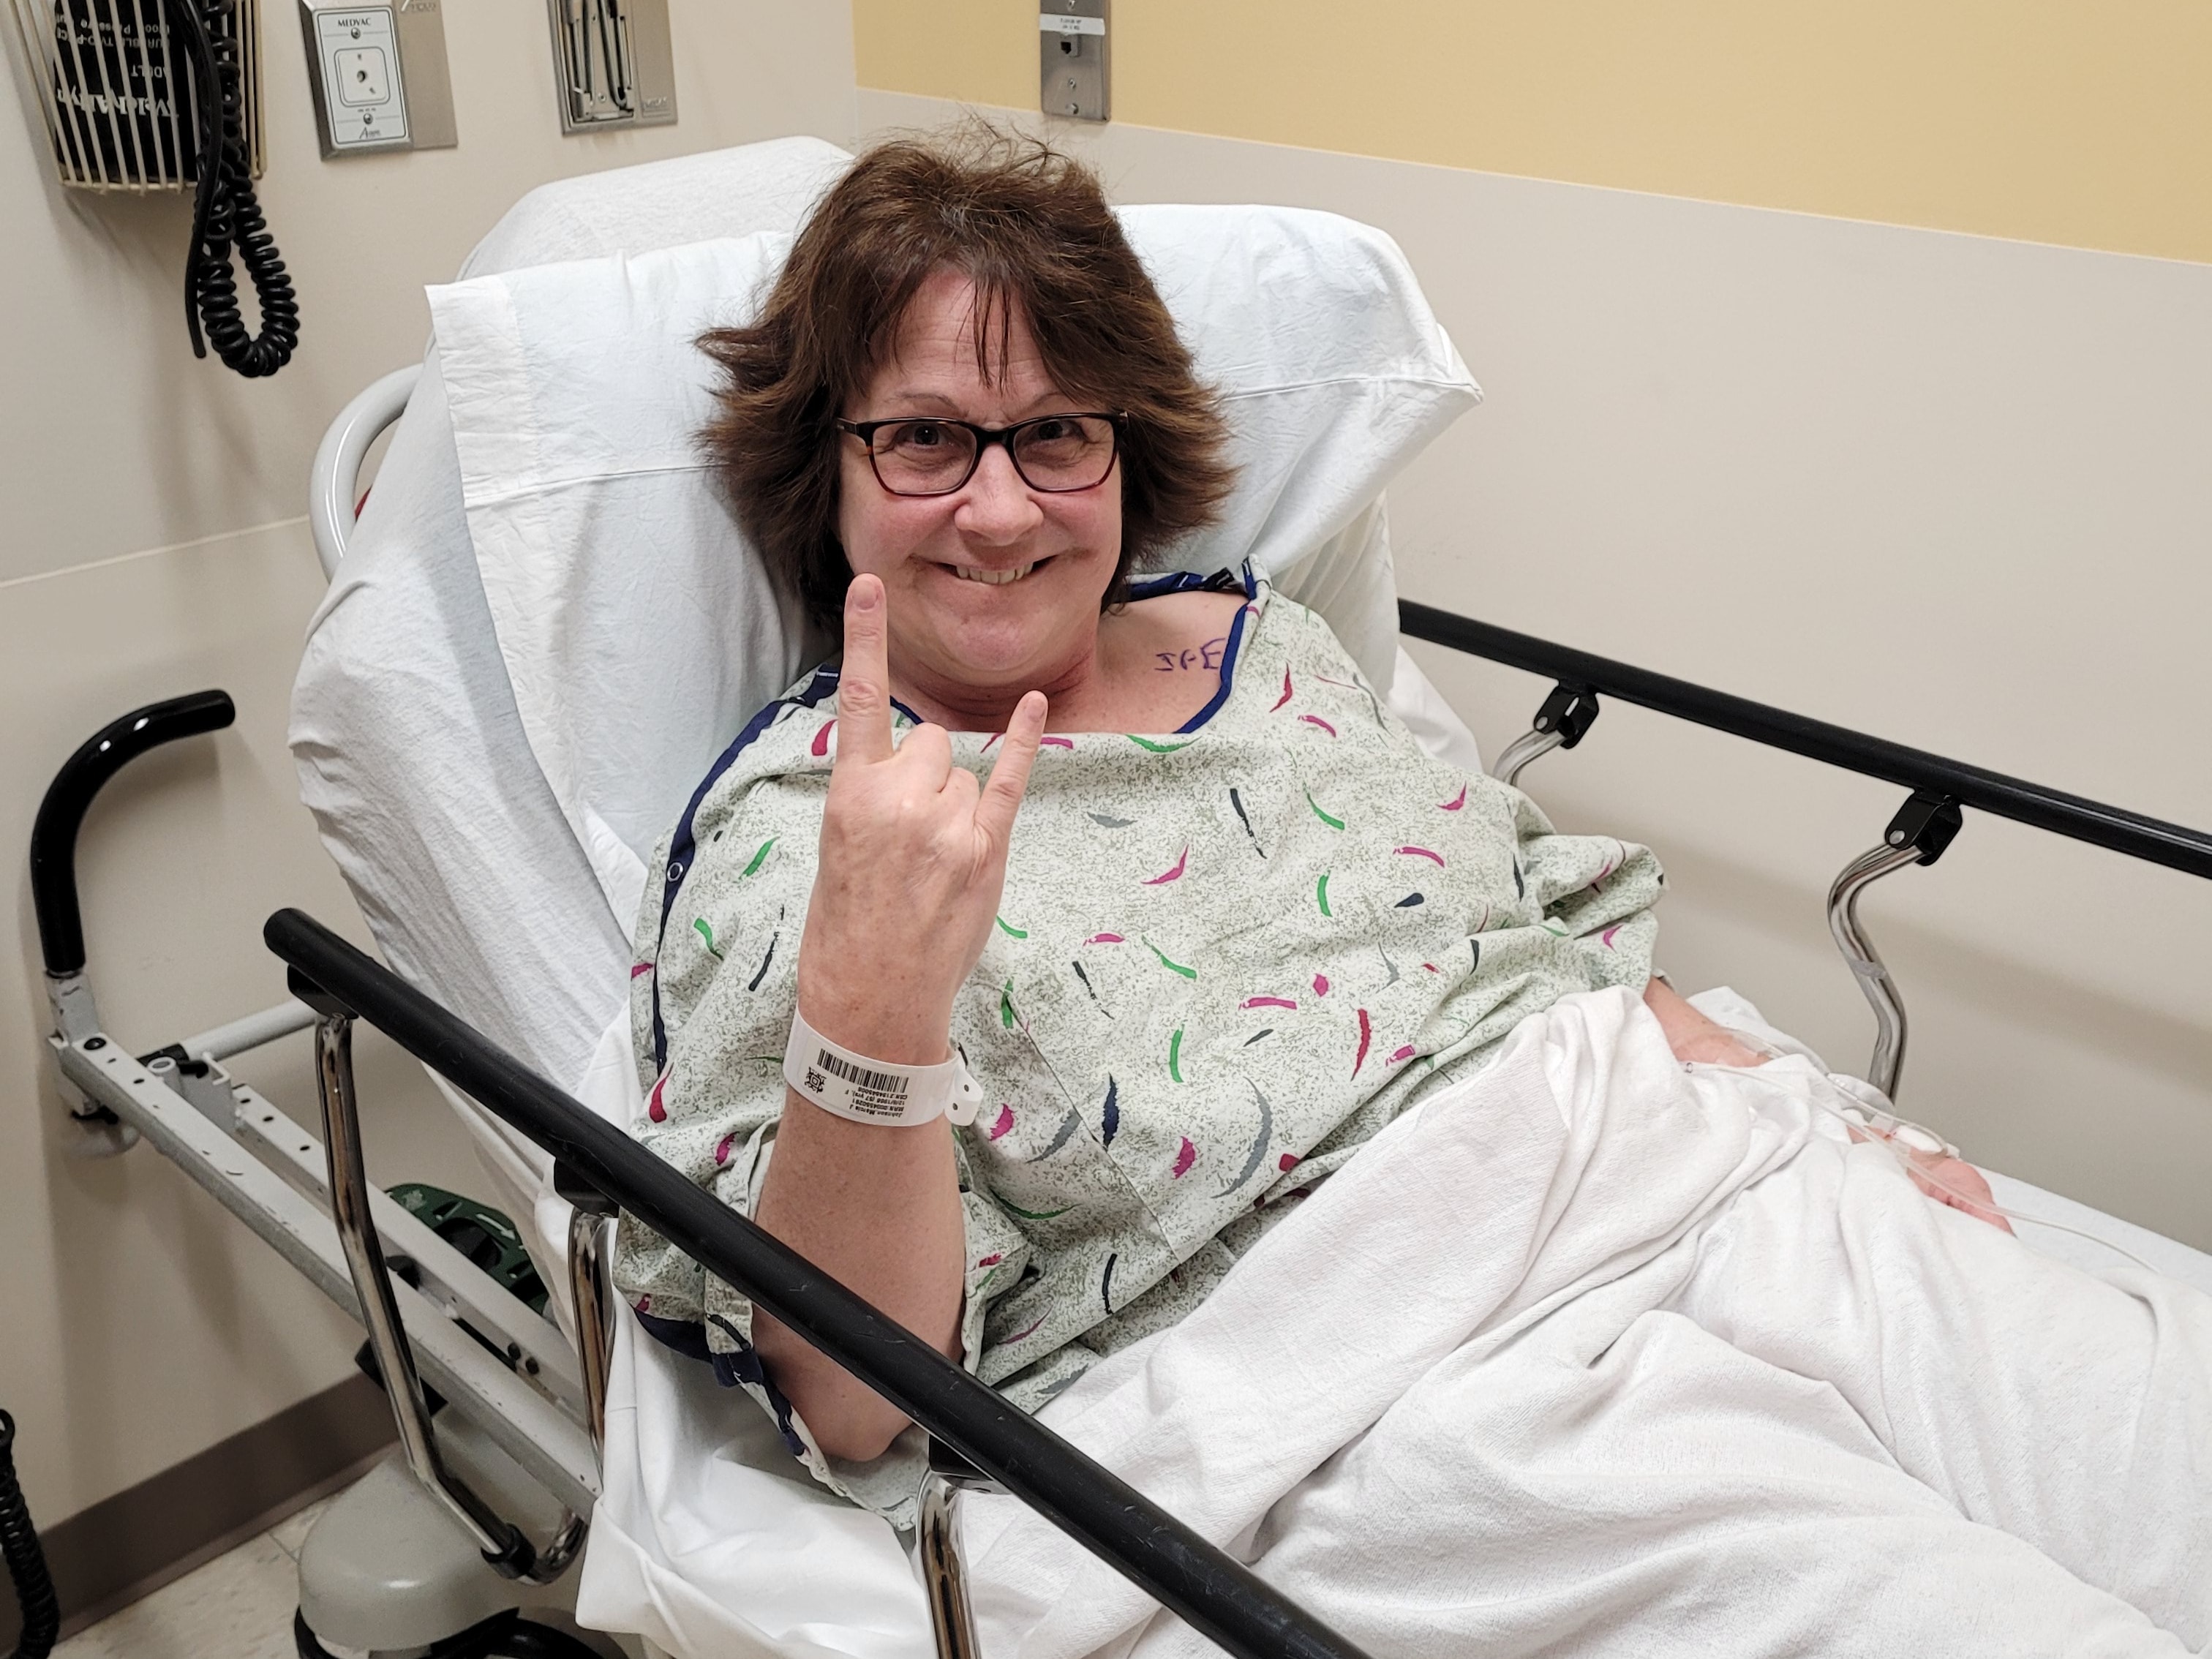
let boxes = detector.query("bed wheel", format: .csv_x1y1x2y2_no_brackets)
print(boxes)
294,1607,603,1659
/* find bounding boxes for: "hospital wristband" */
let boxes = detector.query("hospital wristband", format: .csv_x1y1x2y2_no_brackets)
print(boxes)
783,1007,983,1127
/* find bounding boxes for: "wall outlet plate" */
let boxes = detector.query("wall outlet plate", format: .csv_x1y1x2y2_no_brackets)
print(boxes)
1039,0,1107,122
298,0,456,157
549,0,677,135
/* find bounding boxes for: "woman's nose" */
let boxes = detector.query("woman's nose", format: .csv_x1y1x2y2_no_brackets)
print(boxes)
952,443,1045,543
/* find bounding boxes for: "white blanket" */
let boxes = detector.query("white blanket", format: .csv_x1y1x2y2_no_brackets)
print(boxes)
963,988,2212,1658
579,988,2212,1656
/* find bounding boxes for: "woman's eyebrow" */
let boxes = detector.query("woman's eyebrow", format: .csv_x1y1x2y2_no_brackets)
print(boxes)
862,388,1083,421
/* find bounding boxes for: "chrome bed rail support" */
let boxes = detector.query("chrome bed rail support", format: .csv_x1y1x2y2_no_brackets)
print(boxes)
1410,601,2212,1098
919,1478,982,1654
1489,682,1602,788
1824,791,1963,1102
919,1439,1004,1659
302,991,585,1581
1827,844,1921,1096
555,1164,620,1453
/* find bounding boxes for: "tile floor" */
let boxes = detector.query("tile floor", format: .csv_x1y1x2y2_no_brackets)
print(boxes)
55,1501,327,1659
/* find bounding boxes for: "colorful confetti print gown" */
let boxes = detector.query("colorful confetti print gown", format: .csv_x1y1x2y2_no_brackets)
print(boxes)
618,568,1663,1519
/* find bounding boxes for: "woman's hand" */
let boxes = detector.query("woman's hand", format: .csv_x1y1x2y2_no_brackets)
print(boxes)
1642,980,2012,1233
1643,977,1770,1069
1900,1146,2014,1233
753,575,1047,1464
797,573,1048,1064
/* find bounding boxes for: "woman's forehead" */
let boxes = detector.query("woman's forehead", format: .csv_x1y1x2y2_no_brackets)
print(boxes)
867,269,1061,411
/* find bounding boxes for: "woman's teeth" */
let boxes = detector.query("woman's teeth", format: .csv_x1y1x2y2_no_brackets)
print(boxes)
951,562,1038,585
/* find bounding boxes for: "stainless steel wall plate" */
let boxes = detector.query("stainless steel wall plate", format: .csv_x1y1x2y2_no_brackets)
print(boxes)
1039,0,1107,122
298,0,455,157
549,0,676,134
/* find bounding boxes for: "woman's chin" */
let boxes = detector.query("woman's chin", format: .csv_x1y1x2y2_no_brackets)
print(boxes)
928,619,1061,684
908,559,1097,687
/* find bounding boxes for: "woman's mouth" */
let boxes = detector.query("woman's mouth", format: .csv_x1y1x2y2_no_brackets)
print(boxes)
947,558,1049,586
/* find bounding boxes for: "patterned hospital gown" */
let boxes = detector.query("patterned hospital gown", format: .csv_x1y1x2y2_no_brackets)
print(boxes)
617,568,1664,1520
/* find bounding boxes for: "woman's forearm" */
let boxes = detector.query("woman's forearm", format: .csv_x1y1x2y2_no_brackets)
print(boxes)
750,1088,968,1462
1642,977,1769,1067
747,576,1045,1463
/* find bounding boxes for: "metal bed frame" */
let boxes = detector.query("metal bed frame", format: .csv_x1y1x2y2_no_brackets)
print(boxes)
30,378,2212,1658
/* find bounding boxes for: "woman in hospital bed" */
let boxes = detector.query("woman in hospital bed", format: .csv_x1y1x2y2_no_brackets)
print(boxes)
617,132,2211,1651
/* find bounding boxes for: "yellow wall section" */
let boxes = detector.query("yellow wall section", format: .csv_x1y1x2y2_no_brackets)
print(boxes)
853,1,2212,265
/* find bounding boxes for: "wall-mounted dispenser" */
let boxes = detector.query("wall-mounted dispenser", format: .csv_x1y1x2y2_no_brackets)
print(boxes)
5,0,300,375
548,0,674,134
298,0,455,158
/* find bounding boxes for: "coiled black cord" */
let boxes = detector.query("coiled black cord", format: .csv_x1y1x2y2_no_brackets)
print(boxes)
166,0,300,377
0,1412,59,1659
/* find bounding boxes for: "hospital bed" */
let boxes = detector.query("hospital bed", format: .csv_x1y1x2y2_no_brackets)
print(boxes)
31,136,2212,1659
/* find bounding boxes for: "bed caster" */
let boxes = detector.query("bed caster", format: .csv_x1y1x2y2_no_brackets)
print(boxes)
293,1607,603,1659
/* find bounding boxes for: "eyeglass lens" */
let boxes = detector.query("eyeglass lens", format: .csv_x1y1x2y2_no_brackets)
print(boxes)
868,416,1116,496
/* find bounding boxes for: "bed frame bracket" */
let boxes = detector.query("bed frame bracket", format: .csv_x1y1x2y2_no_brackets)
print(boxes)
1491,682,1602,787
554,1161,620,1454
921,1437,1000,1659
1828,791,1965,1103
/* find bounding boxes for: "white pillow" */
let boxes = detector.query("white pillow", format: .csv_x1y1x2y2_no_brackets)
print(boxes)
424,207,1481,922
295,138,854,1087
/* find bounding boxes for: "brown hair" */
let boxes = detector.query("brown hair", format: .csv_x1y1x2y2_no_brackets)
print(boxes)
698,125,1235,630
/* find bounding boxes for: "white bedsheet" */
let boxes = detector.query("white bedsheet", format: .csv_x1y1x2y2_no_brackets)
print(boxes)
574,985,2212,1658
967,989,2212,1658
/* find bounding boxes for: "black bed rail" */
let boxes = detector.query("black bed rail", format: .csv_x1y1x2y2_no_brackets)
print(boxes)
263,908,1369,1659
1399,602,2212,883
31,690,236,976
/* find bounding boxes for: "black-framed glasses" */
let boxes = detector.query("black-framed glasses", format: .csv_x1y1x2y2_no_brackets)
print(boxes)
835,413,1124,497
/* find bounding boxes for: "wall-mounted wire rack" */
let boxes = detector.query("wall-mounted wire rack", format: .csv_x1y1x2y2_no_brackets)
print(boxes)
5,0,263,190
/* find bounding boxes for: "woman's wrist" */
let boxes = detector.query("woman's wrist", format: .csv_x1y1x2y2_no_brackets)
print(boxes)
795,959,952,1066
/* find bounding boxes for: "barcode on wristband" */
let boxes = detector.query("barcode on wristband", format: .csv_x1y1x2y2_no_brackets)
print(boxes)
816,1047,909,1101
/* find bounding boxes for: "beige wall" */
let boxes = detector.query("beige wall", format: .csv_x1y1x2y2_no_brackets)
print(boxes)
1,3,855,1527
861,89,2212,1257
856,0,2212,266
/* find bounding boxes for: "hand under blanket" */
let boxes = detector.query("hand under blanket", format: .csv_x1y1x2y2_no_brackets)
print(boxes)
964,987,2212,1659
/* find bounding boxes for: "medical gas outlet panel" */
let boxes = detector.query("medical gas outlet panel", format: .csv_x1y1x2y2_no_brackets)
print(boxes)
298,0,454,157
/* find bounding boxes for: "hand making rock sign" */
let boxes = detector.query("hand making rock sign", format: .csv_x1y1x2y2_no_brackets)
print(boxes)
750,572,1047,1461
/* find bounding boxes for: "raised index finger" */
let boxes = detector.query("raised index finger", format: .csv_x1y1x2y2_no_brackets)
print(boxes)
835,574,895,766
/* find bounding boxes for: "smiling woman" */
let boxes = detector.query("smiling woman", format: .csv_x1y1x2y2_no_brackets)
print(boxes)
623,127,1798,1483
698,125,1235,644
824,268,1254,734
